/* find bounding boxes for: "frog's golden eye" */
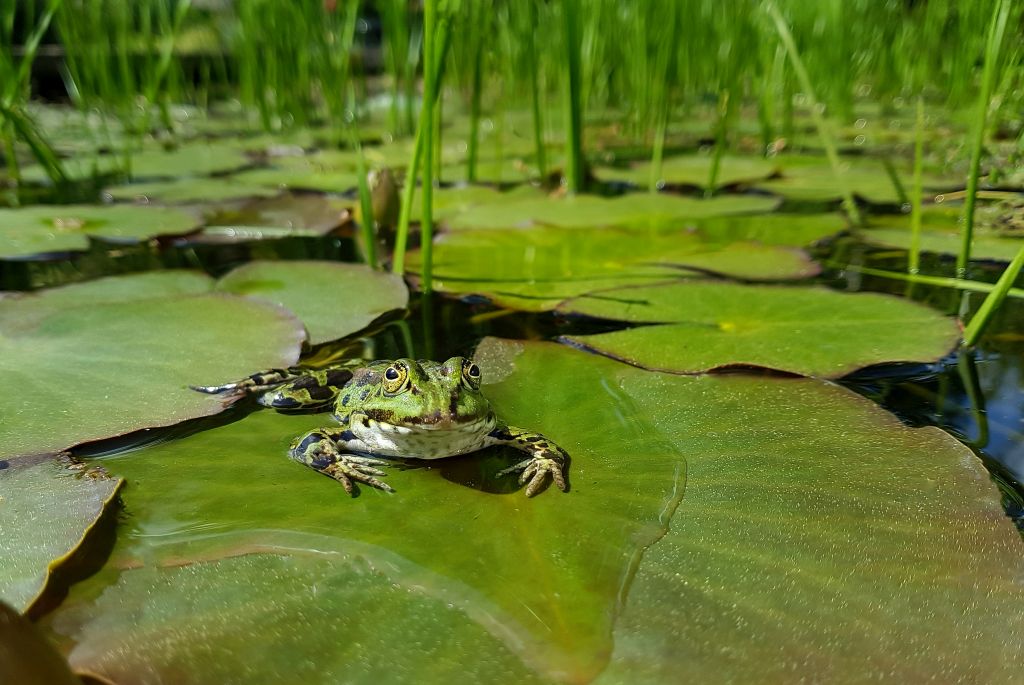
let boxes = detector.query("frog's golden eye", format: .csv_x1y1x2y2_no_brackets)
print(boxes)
462,362,481,387
382,364,408,394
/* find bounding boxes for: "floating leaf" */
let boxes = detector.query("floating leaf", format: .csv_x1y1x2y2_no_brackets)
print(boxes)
43,340,1024,683
446,192,780,231
203,193,349,235
231,166,361,193
104,177,279,204
0,460,122,612
695,212,848,247
0,204,201,259
409,184,545,224
0,272,305,461
595,154,777,189
216,261,409,345
21,142,252,183
754,155,957,204
408,227,817,311
559,281,959,377
861,203,1022,262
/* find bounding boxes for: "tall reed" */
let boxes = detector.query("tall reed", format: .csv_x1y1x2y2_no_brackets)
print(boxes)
957,0,1012,278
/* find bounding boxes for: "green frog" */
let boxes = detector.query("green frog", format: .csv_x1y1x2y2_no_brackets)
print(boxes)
193,357,568,497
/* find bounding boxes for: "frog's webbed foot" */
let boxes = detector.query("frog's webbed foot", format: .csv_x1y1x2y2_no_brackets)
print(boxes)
490,426,569,497
290,429,394,495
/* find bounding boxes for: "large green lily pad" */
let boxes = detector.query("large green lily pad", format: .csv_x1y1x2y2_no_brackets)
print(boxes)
446,192,780,231
0,204,201,259
42,340,1024,683
753,155,959,204
595,154,777,189
409,184,545,224
216,261,409,345
408,227,817,311
559,281,959,377
0,459,122,612
0,271,305,462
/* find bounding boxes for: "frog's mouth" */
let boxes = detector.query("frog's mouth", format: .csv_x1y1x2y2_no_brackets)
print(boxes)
362,411,495,433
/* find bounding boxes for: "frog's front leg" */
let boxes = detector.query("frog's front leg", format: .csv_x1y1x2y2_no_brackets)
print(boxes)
489,424,569,497
290,426,394,495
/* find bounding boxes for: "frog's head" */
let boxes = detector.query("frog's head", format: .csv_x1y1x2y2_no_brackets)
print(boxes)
357,357,494,432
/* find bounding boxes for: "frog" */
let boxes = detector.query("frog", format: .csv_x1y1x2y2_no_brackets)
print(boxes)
192,357,568,497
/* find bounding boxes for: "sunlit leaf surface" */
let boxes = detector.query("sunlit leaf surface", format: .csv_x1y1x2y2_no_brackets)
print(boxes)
0,205,200,259
409,227,817,311
559,281,959,377
754,155,958,204
595,154,777,189
0,460,121,612
42,340,1024,683
216,260,409,345
445,192,780,230
0,272,305,461
861,203,1023,262
104,177,279,204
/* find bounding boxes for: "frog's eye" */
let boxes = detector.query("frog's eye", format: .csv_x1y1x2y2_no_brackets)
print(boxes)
382,364,408,394
462,362,482,387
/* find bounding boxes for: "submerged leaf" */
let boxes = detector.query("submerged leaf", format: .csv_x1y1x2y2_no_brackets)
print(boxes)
559,281,959,377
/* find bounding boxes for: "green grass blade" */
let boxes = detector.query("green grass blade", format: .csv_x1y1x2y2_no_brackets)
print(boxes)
958,0,1011,277
962,245,1024,347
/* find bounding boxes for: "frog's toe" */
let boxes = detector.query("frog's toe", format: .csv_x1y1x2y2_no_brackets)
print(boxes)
322,459,395,495
498,457,567,497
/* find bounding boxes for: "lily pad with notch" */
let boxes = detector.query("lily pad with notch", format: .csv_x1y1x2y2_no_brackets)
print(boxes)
0,271,306,463
39,339,1024,684
0,204,201,259
558,280,959,377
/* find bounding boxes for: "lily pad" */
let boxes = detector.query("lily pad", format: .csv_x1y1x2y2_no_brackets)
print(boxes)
861,203,1023,262
408,227,817,311
216,261,409,345
203,193,349,235
559,281,959,377
231,166,361,193
754,155,958,204
595,154,777,189
42,340,1024,683
0,459,122,612
409,184,545,223
0,204,201,259
22,142,253,184
0,271,305,462
104,177,279,204
446,192,781,231
694,212,848,247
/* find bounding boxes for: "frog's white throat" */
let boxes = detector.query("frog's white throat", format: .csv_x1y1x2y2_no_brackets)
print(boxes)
351,414,496,460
